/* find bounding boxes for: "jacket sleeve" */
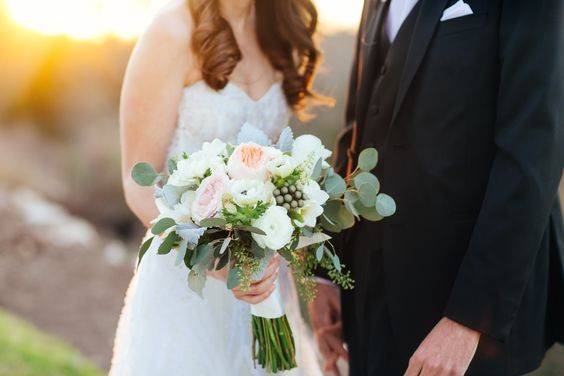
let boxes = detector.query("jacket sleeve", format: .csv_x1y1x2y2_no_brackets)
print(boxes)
444,0,564,341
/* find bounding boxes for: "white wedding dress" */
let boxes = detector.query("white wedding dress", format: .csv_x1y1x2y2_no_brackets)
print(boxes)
110,80,322,376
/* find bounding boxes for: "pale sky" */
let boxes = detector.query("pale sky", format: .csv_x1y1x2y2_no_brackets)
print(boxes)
4,0,364,41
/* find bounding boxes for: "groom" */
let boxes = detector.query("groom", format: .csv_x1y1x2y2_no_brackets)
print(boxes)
310,0,564,375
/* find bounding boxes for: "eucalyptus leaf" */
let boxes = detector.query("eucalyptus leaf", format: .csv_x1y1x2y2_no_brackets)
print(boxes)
234,225,266,235
162,185,187,207
311,158,323,181
199,217,227,228
332,254,342,272
376,193,397,217
358,148,378,171
321,214,342,233
337,205,355,229
137,236,154,267
276,127,294,152
151,217,176,235
188,269,206,297
227,267,241,289
324,174,346,198
316,244,324,261
219,237,231,255
191,243,213,267
157,232,178,255
176,224,206,248
251,240,266,258
296,233,332,249
358,183,377,207
216,252,230,271
131,162,159,186
175,239,189,266
354,201,384,221
167,158,177,175
344,191,360,217
353,172,380,193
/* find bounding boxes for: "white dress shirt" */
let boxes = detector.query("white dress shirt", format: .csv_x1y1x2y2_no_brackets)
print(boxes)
385,0,420,42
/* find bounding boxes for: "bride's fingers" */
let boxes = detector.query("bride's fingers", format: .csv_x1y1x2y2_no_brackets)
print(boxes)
233,284,276,304
244,270,279,296
251,256,280,284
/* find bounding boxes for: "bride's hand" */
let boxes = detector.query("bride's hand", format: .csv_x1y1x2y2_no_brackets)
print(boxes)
232,255,280,304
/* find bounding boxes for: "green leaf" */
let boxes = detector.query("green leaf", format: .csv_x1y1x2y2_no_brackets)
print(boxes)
311,158,323,181
131,162,159,186
344,191,360,217
250,240,266,258
276,127,294,152
226,144,235,157
167,158,177,175
227,267,241,289
137,236,154,267
324,174,346,198
332,254,342,272
175,239,188,266
296,233,332,249
157,232,178,255
234,225,266,236
321,201,343,233
278,247,294,262
358,183,377,207
316,244,324,261
191,243,212,266
353,172,380,193
376,193,397,217
188,269,206,297
358,148,378,171
354,201,384,221
216,252,230,271
219,237,231,255
338,205,355,229
151,217,176,235
199,217,227,228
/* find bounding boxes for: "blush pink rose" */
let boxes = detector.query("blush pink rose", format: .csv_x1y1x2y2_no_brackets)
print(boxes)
191,171,230,223
226,142,281,181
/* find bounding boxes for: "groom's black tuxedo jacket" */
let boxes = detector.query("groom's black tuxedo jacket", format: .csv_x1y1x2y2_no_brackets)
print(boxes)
334,0,564,374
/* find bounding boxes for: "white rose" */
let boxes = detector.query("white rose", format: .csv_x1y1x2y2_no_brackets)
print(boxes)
252,206,294,251
153,190,196,225
229,179,275,207
168,151,225,186
294,201,323,228
302,180,329,206
292,135,332,174
202,139,228,158
267,154,297,178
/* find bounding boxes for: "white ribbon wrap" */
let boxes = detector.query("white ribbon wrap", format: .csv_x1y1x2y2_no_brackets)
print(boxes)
250,276,285,319
250,251,285,319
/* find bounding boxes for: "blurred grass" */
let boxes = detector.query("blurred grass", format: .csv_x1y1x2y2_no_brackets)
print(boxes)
0,309,103,376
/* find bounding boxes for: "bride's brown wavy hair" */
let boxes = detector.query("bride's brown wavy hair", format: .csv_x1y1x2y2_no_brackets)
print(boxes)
188,0,331,120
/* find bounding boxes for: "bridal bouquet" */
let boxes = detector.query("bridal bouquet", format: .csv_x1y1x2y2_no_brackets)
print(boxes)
131,124,395,373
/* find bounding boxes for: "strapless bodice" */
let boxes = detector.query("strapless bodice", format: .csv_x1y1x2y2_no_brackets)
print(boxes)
168,80,291,156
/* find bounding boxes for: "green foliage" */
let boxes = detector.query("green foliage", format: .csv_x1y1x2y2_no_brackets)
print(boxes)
223,202,269,226
187,269,206,297
324,174,346,198
157,232,180,255
0,310,103,376
272,169,302,188
358,148,379,171
151,217,176,235
131,162,159,186
137,236,154,267
199,217,227,228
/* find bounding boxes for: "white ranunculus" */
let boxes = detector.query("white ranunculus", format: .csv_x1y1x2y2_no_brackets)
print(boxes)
230,180,274,207
267,154,297,178
201,139,228,157
252,206,294,251
294,201,323,228
302,180,329,206
168,151,225,186
153,190,196,225
292,135,332,174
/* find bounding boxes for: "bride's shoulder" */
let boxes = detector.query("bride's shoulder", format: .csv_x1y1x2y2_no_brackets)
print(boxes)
140,0,193,54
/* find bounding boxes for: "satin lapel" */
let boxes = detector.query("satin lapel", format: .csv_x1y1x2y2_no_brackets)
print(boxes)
355,0,388,127
387,0,449,139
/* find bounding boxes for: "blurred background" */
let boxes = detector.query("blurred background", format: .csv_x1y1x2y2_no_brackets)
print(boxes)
0,0,561,375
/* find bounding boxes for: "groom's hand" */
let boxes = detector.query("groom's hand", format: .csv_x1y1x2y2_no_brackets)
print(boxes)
308,282,348,375
404,317,480,376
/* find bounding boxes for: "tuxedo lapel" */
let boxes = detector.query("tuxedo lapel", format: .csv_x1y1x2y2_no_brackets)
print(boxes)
386,0,449,143
355,0,388,127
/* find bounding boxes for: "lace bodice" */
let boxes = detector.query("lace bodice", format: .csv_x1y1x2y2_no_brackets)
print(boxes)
168,80,291,156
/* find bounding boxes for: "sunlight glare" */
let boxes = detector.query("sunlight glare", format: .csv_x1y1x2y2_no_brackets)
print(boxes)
5,0,363,40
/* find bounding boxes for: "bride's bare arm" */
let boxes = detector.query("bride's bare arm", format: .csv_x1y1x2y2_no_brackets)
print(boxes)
120,4,193,227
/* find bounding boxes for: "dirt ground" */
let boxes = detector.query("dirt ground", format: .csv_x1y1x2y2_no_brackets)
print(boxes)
0,189,135,370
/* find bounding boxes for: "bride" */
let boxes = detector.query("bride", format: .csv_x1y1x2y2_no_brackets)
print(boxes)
110,0,329,374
